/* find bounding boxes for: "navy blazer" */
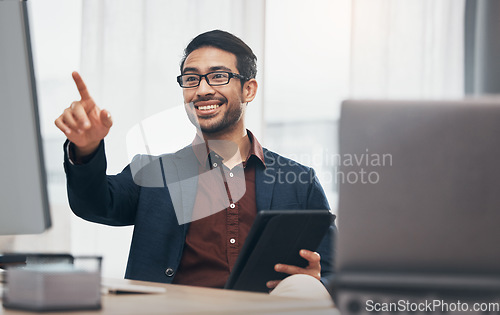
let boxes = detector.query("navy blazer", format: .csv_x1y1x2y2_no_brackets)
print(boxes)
64,140,336,287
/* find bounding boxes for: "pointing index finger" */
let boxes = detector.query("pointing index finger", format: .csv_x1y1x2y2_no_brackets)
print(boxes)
72,71,91,100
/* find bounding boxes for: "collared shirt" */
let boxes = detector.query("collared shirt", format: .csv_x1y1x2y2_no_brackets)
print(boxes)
172,130,266,288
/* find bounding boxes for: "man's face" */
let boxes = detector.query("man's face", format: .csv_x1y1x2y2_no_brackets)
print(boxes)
181,46,253,135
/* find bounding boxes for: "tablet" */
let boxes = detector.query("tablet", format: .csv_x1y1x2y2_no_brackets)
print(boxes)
224,210,334,292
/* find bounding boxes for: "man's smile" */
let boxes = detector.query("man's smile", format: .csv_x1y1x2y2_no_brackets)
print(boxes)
197,104,220,111
194,99,225,116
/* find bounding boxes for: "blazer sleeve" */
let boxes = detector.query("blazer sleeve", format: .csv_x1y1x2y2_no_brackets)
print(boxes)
306,168,336,289
63,140,140,226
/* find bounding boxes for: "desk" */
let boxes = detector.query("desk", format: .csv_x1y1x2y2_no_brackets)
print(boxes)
1,278,337,314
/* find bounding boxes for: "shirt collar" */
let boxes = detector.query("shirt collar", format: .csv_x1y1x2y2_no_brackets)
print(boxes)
191,129,266,168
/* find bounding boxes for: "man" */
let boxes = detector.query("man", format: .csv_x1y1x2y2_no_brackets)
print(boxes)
55,30,334,296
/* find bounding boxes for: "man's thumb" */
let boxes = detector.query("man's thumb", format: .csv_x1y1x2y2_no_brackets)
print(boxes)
100,109,113,128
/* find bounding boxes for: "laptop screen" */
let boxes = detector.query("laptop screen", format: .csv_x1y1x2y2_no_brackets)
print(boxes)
337,99,500,276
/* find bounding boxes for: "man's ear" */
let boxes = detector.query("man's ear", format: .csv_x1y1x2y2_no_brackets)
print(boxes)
242,79,258,103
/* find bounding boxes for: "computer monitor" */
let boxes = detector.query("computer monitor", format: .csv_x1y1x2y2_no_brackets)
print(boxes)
0,0,51,235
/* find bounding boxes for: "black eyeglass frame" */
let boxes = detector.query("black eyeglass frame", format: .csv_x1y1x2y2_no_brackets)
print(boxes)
176,71,247,88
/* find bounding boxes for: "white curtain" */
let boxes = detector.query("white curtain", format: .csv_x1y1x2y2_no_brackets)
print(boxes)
349,0,465,99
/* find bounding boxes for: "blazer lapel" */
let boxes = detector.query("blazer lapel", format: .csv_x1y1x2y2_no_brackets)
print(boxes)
256,148,276,211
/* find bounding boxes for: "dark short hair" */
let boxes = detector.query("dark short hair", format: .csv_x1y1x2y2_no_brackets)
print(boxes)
180,30,257,81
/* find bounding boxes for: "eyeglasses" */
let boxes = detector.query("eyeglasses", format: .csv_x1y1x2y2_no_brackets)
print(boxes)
177,71,247,88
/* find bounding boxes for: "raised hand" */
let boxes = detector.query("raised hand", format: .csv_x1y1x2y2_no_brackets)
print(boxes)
55,71,113,157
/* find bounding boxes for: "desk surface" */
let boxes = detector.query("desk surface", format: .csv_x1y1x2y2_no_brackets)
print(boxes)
1,278,337,315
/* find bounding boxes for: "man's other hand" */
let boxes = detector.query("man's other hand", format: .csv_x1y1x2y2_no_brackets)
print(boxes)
266,249,321,289
55,71,113,158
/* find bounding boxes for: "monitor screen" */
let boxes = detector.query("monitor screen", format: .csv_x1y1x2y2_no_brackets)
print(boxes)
0,0,51,235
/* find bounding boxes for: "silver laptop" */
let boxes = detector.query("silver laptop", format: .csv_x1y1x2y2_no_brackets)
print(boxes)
336,98,500,290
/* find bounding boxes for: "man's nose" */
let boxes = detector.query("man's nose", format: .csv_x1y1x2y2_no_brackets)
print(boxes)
196,77,215,95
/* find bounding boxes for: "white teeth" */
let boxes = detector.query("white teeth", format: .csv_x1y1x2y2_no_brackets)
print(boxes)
198,104,220,111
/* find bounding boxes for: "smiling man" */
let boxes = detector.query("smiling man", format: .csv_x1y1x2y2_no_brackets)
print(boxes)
55,30,334,298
